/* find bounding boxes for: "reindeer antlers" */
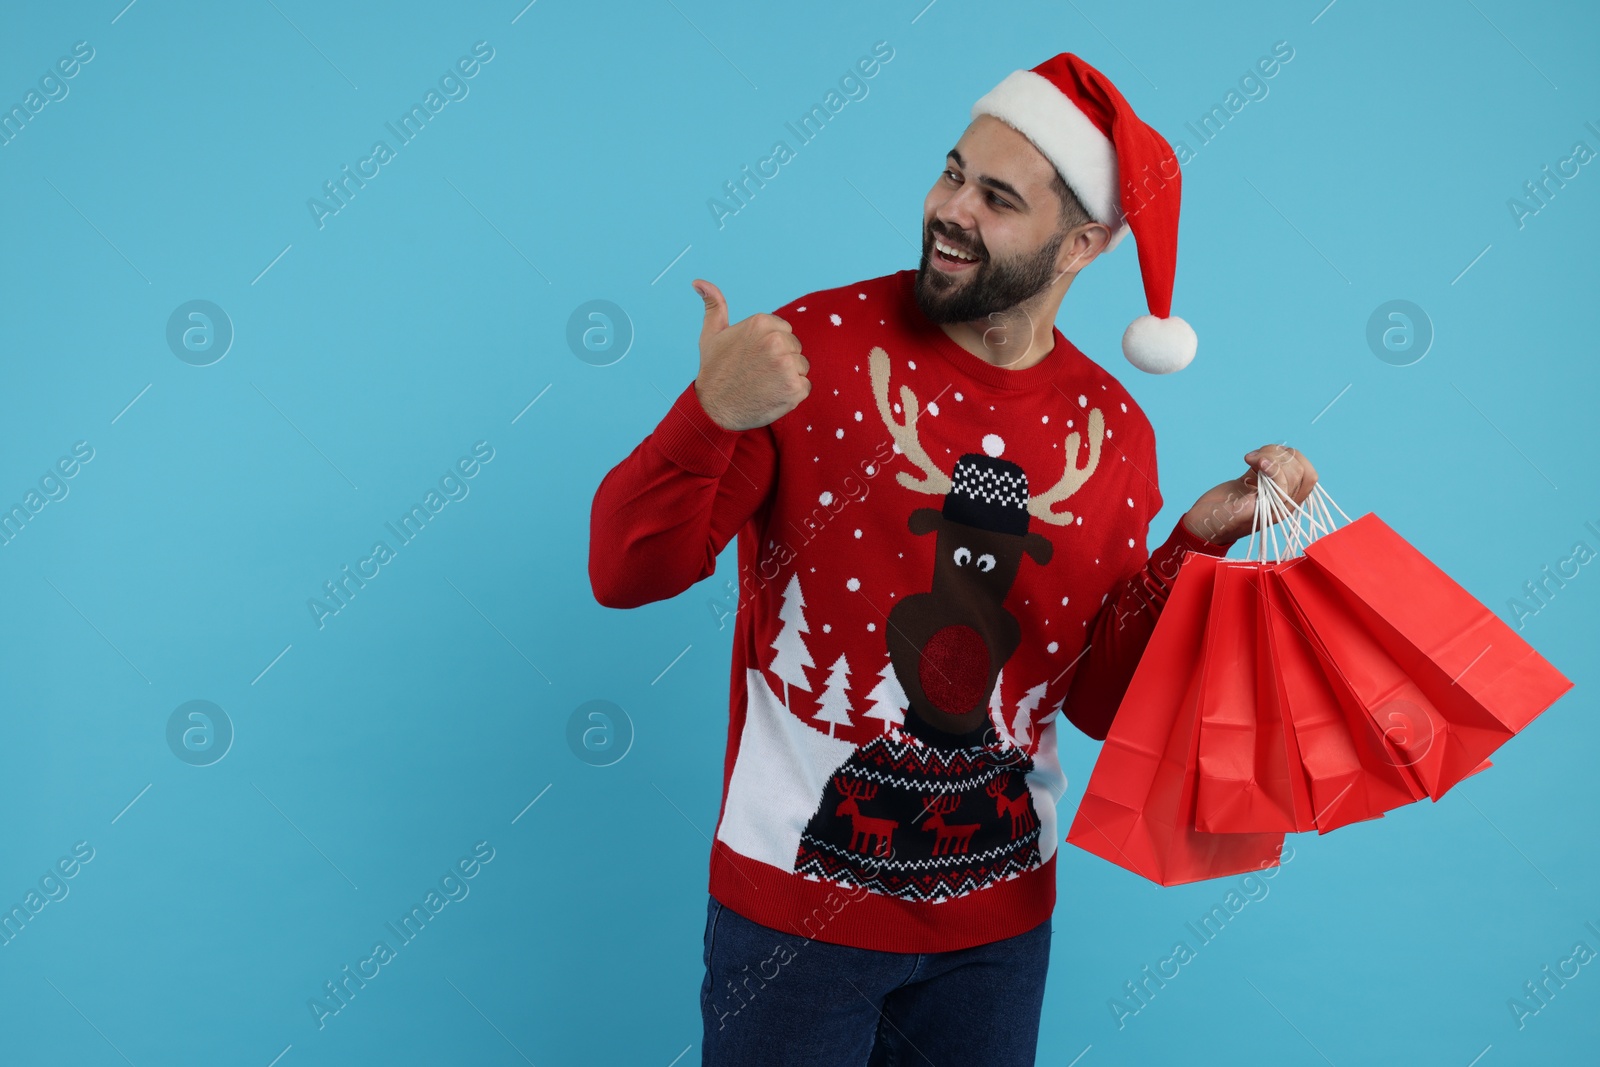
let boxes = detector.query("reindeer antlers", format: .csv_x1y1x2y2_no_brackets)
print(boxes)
1027,407,1104,526
834,775,879,800
869,347,951,496
869,344,1104,521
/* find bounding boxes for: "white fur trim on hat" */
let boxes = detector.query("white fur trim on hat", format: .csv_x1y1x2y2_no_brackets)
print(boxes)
1122,314,1196,374
972,69,1123,232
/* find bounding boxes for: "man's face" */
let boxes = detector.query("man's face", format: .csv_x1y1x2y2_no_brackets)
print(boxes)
914,115,1073,327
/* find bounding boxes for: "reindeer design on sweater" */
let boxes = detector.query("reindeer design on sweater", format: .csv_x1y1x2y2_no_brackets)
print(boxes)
869,345,1105,742
792,345,1105,902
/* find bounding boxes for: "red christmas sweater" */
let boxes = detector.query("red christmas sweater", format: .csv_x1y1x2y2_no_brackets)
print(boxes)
589,268,1235,952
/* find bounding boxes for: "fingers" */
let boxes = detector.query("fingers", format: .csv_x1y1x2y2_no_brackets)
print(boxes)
1243,445,1301,479
1242,445,1314,503
693,278,729,338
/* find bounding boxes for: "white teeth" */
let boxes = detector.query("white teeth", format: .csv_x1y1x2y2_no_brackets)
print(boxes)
934,238,977,262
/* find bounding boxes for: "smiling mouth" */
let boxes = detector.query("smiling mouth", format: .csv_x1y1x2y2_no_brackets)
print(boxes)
930,233,981,272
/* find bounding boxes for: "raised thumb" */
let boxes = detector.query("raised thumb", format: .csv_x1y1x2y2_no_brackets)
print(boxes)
694,279,729,338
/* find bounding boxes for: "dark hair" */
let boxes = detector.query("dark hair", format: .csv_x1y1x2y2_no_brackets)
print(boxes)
1047,170,1093,232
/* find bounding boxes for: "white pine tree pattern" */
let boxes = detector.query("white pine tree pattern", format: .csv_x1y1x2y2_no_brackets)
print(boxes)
1011,680,1049,750
863,657,907,732
769,572,815,711
811,654,855,737
989,665,1012,745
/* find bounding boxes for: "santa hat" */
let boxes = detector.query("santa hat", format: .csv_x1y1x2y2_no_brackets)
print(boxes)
972,53,1194,374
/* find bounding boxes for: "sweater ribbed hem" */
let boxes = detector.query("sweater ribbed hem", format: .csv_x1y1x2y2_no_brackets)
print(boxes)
653,380,743,477
708,839,1057,953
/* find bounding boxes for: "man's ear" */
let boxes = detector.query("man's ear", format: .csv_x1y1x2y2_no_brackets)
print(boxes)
908,508,942,536
1057,221,1113,277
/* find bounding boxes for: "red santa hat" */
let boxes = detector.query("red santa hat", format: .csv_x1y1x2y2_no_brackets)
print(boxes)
972,53,1194,374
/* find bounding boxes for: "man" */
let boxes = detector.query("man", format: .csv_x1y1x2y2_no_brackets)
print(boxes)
589,52,1316,1066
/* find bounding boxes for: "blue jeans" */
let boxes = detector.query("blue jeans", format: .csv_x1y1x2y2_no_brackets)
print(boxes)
699,894,1052,1066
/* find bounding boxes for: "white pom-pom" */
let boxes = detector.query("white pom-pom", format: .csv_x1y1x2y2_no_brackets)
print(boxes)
1122,314,1196,374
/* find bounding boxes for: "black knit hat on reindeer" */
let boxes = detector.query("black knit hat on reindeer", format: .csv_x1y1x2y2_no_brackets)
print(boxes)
945,453,1031,537
972,53,1194,374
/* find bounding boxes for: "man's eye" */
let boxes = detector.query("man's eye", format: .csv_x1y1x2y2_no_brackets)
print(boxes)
987,193,1010,209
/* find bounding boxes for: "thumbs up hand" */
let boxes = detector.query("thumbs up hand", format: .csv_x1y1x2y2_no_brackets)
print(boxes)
692,279,811,432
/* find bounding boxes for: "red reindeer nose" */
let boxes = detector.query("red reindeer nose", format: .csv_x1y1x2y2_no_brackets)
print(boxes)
919,624,990,716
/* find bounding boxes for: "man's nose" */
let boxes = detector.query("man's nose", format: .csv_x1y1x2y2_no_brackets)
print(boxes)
933,187,982,231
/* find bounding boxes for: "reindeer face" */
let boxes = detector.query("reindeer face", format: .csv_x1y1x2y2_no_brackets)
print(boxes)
911,507,1052,607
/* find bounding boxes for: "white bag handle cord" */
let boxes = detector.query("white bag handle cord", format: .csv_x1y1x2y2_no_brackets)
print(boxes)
1246,459,1298,562
1249,468,1355,561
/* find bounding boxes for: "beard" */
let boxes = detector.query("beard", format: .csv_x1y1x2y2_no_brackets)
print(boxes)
914,222,1066,325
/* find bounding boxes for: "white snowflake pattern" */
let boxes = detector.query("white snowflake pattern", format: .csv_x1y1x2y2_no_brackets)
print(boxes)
829,313,842,326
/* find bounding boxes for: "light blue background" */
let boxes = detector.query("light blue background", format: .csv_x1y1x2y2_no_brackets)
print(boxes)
0,0,1595,1063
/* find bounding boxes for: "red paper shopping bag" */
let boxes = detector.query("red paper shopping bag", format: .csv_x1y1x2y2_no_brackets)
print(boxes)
1304,512,1574,739
1251,566,1320,830
1068,552,1286,885
1261,564,1432,829
1276,550,1522,801
1193,561,1304,834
